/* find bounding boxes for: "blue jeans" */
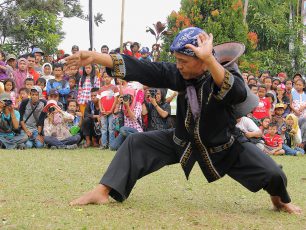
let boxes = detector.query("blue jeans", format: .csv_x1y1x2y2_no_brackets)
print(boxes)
109,126,139,151
282,144,305,156
100,114,115,147
44,134,81,147
21,129,44,148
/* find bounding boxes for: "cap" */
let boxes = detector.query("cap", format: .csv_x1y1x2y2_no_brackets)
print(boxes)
276,83,285,90
49,89,59,96
6,54,16,61
0,93,11,102
42,100,60,113
32,47,44,56
30,86,42,97
140,47,150,54
275,103,285,109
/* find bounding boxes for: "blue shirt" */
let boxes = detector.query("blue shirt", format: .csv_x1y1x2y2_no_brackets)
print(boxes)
0,110,20,137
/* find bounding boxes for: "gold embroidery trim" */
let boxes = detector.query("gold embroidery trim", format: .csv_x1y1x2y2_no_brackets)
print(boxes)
109,54,125,79
180,142,192,168
214,70,234,100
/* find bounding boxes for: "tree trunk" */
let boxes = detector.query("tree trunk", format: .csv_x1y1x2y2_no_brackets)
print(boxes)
243,0,249,24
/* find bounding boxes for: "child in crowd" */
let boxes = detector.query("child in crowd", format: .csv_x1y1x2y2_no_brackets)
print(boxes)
77,64,100,115
24,78,35,90
272,103,286,129
263,123,285,155
263,77,276,104
68,76,78,100
46,63,70,109
259,117,271,135
291,78,306,118
248,84,258,95
16,87,30,108
37,78,47,99
66,99,83,137
265,92,275,115
41,63,54,82
252,85,271,120
98,72,119,149
276,83,290,117
3,79,16,108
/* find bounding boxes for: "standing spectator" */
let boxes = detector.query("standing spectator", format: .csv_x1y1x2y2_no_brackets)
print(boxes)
16,88,30,108
263,123,285,155
123,41,141,59
291,79,306,118
252,85,271,120
276,84,290,117
71,45,79,55
278,72,287,83
67,76,78,100
19,86,46,148
27,54,40,83
41,63,55,82
3,79,16,108
139,47,152,62
284,79,293,102
0,93,27,149
142,88,171,131
46,63,70,109
98,73,119,149
6,54,17,77
36,78,47,99
0,51,8,81
13,58,29,92
32,47,44,75
81,88,101,148
101,45,109,54
77,64,100,115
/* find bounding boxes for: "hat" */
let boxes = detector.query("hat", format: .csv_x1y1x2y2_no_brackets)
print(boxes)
42,100,60,113
49,89,59,96
170,27,204,57
140,47,150,54
0,93,10,102
277,83,285,90
6,54,16,61
275,103,285,109
30,86,42,97
32,47,44,56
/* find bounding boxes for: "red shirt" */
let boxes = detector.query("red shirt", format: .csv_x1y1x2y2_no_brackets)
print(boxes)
252,97,271,119
263,133,283,147
123,50,141,59
98,84,119,112
28,68,40,83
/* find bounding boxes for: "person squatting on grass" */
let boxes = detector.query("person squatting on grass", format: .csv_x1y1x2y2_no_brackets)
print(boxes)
66,27,302,214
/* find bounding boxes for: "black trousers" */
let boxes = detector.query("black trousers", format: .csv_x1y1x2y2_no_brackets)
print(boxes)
100,129,291,203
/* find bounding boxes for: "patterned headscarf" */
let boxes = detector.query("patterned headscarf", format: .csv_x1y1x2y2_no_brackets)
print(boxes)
170,27,204,57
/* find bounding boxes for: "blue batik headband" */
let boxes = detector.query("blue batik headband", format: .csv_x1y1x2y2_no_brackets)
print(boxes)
170,27,204,57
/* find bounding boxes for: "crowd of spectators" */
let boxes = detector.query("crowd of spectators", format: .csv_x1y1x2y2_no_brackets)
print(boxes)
0,44,305,157
0,44,177,150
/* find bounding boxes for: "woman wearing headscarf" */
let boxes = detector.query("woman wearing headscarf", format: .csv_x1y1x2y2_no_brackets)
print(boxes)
12,58,30,92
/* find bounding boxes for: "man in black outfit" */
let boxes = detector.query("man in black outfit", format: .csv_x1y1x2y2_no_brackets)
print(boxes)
66,27,301,214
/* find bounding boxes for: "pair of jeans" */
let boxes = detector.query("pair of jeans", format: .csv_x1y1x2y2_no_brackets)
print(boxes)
21,129,44,148
44,134,81,148
100,114,115,147
109,126,139,151
282,144,305,156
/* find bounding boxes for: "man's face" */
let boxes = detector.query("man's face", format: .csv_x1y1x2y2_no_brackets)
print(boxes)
7,59,16,68
72,48,79,54
53,67,63,78
68,101,77,112
27,57,35,68
30,91,39,103
101,47,109,54
91,91,98,103
174,52,205,80
34,53,42,63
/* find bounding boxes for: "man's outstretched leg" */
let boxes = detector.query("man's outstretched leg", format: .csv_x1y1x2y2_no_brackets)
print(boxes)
70,129,179,205
227,142,302,214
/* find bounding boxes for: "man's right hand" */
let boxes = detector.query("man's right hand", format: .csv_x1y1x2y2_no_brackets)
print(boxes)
26,130,33,137
36,134,44,143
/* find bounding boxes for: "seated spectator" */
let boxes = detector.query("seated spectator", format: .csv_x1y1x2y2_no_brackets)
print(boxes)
263,122,285,155
0,93,27,149
46,63,70,109
3,79,17,108
27,54,40,83
272,103,286,129
259,117,271,135
110,87,143,151
81,88,101,148
43,100,80,149
142,88,171,131
68,76,78,100
236,116,264,151
291,78,306,118
47,89,64,109
98,73,119,149
276,84,290,117
248,84,258,95
16,87,30,108
19,86,46,148
66,99,82,137
41,63,55,82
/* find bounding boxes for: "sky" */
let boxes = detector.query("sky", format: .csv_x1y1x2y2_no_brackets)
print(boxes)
59,0,181,53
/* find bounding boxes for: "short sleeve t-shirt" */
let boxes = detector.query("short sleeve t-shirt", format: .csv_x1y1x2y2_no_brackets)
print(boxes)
98,84,119,112
252,97,271,119
263,133,283,147
0,110,20,137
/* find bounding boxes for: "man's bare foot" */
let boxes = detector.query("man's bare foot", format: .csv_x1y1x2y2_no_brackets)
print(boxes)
70,184,111,206
271,196,302,214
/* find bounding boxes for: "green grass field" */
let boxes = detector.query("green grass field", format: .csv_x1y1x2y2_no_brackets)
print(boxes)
1,148,306,229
